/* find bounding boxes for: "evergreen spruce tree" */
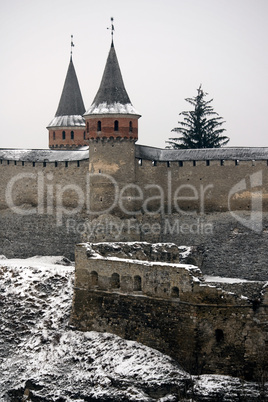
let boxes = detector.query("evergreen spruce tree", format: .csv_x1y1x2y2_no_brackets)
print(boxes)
166,85,229,149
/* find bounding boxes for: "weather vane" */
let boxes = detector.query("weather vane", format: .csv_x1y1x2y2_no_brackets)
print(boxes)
70,35,74,58
107,17,115,42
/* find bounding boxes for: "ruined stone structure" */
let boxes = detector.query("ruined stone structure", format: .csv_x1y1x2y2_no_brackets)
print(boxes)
71,242,268,381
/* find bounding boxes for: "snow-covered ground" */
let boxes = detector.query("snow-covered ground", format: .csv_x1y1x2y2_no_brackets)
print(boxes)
0,256,267,401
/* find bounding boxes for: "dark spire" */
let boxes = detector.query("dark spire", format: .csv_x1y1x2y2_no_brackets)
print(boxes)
55,58,85,117
91,42,132,107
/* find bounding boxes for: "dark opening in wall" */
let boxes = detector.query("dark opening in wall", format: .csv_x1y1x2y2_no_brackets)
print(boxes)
193,160,196,167
43,162,46,167
33,162,35,167
22,161,24,166
83,131,86,140
55,162,58,167
215,329,224,343
111,273,120,288
129,121,133,132
62,131,66,140
206,160,210,166
221,159,225,166
71,131,74,140
87,122,89,133
90,271,98,287
77,161,80,167
152,160,157,166
53,131,55,140
14,161,17,166
65,161,68,167
171,286,180,298
114,120,119,131
235,160,239,166
134,275,142,291
179,161,183,167
97,121,102,131
167,161,170,167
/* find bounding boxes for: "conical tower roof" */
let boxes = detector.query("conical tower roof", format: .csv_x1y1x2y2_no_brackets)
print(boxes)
85,42,140,116
47,57,86,128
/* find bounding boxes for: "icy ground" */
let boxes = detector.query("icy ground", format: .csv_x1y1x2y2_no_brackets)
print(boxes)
0,256,267,401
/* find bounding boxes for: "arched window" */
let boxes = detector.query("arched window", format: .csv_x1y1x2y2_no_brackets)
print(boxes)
71,131,74,140
129,121,133,132
83,131,86,140
215,329,224,343
90,271,98,287
86,122,89,133
97,121,102,132
114,120,119,131
53,131,55,140
171,286,180,298
134,275,142,291
111,273,120,288
62,131,66,140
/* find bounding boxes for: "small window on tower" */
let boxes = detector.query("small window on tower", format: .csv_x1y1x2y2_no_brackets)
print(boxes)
71,131,74,140
114,120,119,131
62,131,66,140
86,122,89,133
83,131,86,140
129,121,133,132
97,121,102,132
53,131,55,140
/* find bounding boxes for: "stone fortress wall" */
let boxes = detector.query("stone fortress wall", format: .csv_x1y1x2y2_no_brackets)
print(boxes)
0,154,89,258
1,145,268,281
71,242,268,381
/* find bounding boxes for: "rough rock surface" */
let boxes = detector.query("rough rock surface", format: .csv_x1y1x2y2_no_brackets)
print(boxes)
0,256,267,401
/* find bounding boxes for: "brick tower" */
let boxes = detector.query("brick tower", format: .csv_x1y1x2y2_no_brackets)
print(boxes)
47,55,87,149
84,39,141,217
84,40,140,142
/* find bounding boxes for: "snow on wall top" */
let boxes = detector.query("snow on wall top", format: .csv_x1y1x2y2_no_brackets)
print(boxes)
3,144,268,163
135,144,268,161
0,147,89,162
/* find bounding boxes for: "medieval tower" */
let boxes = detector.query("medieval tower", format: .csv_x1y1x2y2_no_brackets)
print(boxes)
47,54,87,149
84,39,141,217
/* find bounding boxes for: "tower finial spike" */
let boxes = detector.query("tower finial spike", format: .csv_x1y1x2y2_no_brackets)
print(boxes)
107,17,115,44
70,35,74,60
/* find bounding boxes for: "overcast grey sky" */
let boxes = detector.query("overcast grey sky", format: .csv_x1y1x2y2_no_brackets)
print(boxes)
0,0,267,150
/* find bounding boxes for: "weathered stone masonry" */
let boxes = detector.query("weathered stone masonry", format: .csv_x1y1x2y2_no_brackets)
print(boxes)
71,242,268,381
1,152,268,280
